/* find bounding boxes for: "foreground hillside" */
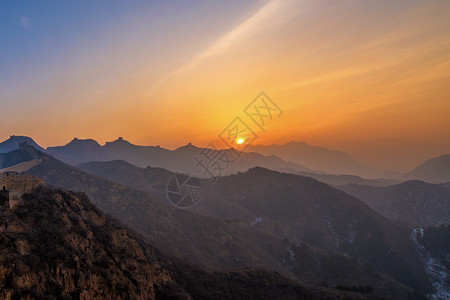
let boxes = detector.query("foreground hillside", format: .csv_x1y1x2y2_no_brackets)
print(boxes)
1,186,376,299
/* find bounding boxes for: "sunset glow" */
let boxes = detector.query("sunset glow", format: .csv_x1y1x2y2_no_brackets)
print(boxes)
1,1,449,154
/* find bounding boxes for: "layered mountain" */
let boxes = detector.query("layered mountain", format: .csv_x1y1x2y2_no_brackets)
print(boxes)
298,172,399,187
249,141,372,176
331,139,450,174
1,147,425,298
76,160,432,297
0,186,373,299
338,181,450,227
45,137,310,176
405,154,450,183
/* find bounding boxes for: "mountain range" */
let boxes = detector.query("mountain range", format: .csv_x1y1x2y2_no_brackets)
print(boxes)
76,160,432,297
249,141,373,176
2,136,449,185
1,136,450,297
0,143,433,298
44,137,312,176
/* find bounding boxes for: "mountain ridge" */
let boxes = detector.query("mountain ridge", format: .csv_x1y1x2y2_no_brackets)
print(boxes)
338,180,450,227
405,154,450,183
248,141,372,177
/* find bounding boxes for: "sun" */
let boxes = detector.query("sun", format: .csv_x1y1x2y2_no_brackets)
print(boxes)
237,138,245,145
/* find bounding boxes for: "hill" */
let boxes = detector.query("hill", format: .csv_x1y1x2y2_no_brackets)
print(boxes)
0,142,43,170
249,141,372,176
405,154,450,183
76,160,430,297
298,172,399,187
0,135,44,154
0,185,374,299
338,181,450,227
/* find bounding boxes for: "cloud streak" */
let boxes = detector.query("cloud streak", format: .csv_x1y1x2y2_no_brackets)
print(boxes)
150,0,293,90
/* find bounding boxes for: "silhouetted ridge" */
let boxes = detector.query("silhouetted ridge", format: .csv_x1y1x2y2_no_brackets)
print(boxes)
67,138,101,146
0,135,44,153
406,154,450,183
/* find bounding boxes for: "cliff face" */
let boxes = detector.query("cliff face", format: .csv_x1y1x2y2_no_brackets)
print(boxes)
0,186,375,300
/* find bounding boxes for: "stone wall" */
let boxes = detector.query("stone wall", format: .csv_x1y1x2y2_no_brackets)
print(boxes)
0,172,44,208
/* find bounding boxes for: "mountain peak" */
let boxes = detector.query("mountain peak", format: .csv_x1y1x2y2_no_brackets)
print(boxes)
0,135,44,153
175,142,200,151
406,153,450,183
105,137,134,146
68,138,100,146
246,166,280,175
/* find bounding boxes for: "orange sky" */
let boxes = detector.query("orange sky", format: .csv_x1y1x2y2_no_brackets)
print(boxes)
2,0,450,153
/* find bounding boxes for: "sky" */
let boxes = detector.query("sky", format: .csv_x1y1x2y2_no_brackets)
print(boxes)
1,0,450,165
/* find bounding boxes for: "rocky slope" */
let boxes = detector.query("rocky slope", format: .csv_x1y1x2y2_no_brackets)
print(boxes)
1,186,378,299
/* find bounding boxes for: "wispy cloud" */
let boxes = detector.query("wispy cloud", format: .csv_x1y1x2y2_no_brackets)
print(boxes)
21,16,32,30
150,0,294,89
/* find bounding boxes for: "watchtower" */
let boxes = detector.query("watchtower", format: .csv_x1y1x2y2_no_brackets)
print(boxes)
0,184,9,206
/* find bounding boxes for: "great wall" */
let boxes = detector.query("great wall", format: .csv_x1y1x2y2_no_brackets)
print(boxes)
0,171,44,209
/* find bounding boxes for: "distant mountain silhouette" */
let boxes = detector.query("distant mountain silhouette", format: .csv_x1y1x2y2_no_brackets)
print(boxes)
298,171,399,187
405,154,450,183
338,180,450,227
77,160,430,297
0,135,44,153
249,141,373,177
1,186,367,299
46,137,310,175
